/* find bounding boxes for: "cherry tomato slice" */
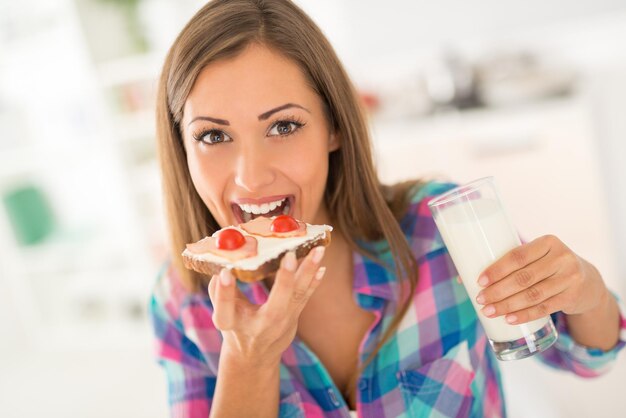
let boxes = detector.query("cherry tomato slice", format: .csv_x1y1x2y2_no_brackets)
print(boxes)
216,228,246,250
270,215,299,233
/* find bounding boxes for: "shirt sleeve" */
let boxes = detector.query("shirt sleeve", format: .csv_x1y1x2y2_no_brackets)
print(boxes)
149,265,217,417
534,293,626,377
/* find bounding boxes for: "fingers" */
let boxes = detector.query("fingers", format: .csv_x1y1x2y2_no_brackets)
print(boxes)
503,294,565,325
266,247,326,315
208,269,241,331
476,254,559,305
478,235,557,287
265,251,298,309
478,274,566,320
291,247,325,303
208,246,327,331
290,247,326,314
476,250,562,320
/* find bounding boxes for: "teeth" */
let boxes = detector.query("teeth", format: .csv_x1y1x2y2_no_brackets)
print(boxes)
238,197,287,216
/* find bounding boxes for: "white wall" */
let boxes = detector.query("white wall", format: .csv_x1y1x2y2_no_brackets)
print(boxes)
296,0,626,68
588,68,626,294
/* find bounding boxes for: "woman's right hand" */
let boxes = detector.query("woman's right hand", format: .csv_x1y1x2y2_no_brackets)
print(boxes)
207,247,326,368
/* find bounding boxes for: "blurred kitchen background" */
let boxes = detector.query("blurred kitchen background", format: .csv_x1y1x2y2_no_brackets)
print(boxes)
1,0,625,417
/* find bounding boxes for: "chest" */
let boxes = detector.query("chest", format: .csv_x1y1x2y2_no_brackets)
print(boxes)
296,285,376,409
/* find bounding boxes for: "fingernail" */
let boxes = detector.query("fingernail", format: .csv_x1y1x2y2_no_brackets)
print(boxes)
312,246,325,264
482,305,496,317
283,251,297,272
220,269,232,286
478,275,489,287
476,293,485,304
315,266,326,280
506,315,517,324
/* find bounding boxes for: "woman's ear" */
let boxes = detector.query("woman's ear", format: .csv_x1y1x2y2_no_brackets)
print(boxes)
328,132,341,152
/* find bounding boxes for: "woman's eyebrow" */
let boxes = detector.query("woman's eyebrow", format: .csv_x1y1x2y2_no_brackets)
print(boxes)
187,103,310,127
258,103,310,120
188,116,229,126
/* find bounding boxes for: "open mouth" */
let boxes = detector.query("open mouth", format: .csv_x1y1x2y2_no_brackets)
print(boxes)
231,195,294,224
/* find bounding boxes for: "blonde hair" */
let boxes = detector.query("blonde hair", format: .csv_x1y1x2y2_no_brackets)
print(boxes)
156,0,428,403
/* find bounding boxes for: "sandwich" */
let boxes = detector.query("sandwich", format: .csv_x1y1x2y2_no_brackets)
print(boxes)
182,214,332,282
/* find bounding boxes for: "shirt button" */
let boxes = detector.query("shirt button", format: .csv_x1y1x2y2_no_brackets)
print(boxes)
327,388,341,407
358,379,368,391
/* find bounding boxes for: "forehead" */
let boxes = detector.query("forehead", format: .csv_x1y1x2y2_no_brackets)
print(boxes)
184,44,318,120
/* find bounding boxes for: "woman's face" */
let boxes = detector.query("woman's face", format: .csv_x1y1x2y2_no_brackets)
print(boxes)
181,44,339,229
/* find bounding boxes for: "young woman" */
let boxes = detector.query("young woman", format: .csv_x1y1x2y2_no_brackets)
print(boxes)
149,1,626,416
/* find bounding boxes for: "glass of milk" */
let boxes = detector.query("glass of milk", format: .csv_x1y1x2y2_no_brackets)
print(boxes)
428,176,558,360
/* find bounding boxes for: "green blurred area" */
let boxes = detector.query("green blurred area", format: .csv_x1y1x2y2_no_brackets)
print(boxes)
2,184,56,246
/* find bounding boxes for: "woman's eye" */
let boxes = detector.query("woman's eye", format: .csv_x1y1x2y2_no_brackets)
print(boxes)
194,130,232,145
268,121,301,137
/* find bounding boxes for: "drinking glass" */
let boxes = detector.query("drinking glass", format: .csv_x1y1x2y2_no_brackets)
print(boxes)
428,176,558,360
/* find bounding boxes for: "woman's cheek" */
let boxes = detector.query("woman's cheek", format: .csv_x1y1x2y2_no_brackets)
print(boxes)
282,138,327,182
188,149,232,222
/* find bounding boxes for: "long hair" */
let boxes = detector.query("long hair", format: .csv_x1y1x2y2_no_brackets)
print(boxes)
156,0,429,402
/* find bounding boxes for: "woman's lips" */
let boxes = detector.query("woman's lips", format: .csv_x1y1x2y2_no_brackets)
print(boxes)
230,195,295,224
234,194,291,205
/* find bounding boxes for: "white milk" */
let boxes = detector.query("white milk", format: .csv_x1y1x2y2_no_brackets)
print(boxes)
433,198,548,342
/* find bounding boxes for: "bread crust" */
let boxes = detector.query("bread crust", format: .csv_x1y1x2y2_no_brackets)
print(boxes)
183,231,331,282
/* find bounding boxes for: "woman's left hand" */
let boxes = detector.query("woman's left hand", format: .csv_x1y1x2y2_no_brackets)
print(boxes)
474,234,609,325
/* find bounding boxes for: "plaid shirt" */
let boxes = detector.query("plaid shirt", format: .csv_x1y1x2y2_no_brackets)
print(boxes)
149,182,626,417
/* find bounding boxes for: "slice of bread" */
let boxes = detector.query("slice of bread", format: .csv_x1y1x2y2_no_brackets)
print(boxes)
182,218,332,282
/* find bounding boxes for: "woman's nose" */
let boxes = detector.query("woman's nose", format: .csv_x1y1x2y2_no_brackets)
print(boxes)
234,147,276,192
